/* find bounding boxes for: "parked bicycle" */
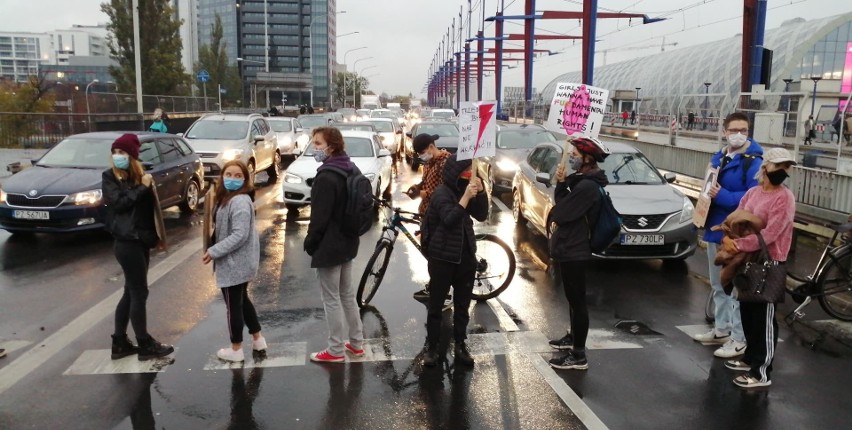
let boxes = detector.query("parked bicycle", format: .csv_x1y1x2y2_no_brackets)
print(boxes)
356,199,516,307
786,221,852,322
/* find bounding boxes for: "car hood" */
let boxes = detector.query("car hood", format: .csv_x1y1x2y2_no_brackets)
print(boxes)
496,148,533,162
606,184,685,215
287,156,382,179
185,138,244,153
434,136,459,148
2,166,103,195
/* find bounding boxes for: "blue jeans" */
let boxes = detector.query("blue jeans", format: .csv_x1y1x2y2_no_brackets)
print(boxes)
707,242,745,342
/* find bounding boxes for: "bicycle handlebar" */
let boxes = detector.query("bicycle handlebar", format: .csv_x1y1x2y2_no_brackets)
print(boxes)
374,197,422,222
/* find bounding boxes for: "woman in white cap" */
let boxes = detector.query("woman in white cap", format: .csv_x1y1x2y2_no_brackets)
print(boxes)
719,147,796,389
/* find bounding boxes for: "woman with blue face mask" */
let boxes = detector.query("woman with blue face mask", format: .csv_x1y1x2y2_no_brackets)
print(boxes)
102,133,174,361
202,160,265,362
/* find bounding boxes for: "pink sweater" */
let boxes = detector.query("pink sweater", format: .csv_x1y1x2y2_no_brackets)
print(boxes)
733,186,796,262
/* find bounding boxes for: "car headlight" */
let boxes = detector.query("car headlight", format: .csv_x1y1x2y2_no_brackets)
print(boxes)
679,196,695,223
284,173,303,184
364,173,376,181
67,189,103,206
0,188,6,204
496,158,519,172
222,148,244,162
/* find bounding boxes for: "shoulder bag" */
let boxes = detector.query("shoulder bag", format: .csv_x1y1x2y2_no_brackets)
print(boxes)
732,233,786,303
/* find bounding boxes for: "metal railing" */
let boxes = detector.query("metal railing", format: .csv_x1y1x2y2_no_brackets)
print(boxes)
87,92,217,114
0,112,146,149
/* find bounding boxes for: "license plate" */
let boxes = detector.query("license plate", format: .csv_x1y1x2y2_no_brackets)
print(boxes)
13,210,49,220
203,165,212,173
621,234,664,245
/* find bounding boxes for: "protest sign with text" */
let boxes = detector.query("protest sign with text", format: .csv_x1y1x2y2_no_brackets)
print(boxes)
457,100,497,161
545,83,609,139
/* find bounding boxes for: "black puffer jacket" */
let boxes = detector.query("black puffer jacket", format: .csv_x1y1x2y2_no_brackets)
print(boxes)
102,169,158,247
304,154,359,268
421,155,489,263
548,168,609,262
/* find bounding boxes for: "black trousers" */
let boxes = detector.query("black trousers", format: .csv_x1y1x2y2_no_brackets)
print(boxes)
426,249,476,346
222,283,261,344
740,301,778,382
559,261,589,351
114,240,151,341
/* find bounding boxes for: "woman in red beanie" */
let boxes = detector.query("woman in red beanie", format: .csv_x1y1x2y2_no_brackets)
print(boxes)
102,133,174,361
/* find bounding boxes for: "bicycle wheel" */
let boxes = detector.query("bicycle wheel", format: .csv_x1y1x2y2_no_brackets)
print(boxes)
357,240,394,307
817,250,852,321
471,234,516,301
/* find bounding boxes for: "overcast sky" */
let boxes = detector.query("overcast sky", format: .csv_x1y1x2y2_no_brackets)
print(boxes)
1,0,849,99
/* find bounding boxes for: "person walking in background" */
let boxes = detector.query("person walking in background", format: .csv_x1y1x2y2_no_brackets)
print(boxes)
621,110,628,126
687,111,696,130
630,110,636,125
304,127,364,363
804,115,815,145
420,154,488,368
103,133,174,361
547,137,609,371
844,113,852,145
149,108,168,133
693,112,763,359
720,148,796,389
202,160,266,363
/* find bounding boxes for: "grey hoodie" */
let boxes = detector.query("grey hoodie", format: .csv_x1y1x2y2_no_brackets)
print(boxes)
207,194,259,288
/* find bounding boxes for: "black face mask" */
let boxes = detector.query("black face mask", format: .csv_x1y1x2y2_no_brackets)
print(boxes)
457,179,470,191
766,169,788,186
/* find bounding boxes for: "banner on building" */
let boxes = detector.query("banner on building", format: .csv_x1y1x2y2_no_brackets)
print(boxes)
457,100,497,160
545,82,609,138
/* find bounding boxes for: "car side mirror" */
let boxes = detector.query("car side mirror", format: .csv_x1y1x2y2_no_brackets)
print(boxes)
176,132,184,137
535,172,552,187
142,162,154,171
254,135,265,143
663,171,677,183
294,127,303,133
378,149,391,157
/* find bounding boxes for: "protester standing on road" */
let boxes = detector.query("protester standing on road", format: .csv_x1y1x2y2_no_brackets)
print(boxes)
693,112,763,359
688,111,696,130
103,133,174,361
804,115,815,145
409,133,451,305
202,160,266,363
621,110,628,125
304,127,364,363
547,137,609,371
420,154,488,368
720,148,796,389
148,108,168,133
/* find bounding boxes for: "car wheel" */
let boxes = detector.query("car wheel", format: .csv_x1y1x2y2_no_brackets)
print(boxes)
512,189,525,224
266,152,281,182
179,179,201,213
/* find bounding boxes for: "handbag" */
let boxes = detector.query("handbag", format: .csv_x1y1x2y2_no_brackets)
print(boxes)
732,233,786,303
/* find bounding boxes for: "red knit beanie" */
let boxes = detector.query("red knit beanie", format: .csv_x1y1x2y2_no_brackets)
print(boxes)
112,133,141,159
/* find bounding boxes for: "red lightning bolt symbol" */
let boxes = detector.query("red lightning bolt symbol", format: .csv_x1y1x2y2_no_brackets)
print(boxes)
474,103,495,156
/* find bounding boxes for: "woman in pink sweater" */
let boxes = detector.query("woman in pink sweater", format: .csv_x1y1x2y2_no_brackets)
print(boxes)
720,147,796,389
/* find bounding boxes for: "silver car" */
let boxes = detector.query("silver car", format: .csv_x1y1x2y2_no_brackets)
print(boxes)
266,117,306,161
512,140,697,260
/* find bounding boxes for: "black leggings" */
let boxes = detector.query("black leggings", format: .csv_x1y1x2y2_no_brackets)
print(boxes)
426,249,476,346
114,240,151,341
559,261,589,351
222,283,261,344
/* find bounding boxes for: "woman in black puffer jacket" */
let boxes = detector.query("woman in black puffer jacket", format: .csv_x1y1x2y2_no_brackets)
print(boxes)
420,154,488,367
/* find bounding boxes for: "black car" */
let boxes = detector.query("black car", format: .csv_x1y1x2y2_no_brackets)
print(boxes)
0,132,204,234
482,123,557,194
404,121,460,169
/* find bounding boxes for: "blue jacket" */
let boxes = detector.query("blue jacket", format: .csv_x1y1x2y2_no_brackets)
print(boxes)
703,139,763,243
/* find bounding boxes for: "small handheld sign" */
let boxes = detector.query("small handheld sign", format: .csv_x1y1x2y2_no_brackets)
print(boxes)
457,100,497,181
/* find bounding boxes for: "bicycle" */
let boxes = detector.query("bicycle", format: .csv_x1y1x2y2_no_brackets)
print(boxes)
356,199,516,308
785,221,852,323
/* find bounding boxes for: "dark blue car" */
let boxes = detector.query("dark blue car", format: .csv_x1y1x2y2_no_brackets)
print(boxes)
0,132,204,234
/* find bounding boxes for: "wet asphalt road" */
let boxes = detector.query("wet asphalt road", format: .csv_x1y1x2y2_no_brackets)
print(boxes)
0,161,850,430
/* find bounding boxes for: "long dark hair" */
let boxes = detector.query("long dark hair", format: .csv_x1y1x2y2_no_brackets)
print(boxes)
214,160,254,208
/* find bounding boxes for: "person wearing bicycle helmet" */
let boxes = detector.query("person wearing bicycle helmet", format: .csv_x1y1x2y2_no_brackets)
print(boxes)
547,136,609,371
420,154,488,368
719,147,795,389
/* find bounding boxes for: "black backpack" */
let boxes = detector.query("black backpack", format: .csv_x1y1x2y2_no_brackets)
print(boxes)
587,186,623,253
326,166,374,237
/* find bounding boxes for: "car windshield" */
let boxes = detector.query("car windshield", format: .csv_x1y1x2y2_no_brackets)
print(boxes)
599,152,666,185
304,137,374,158
36,137,115,168
338,108,356,116
497,130,556,149
186,120,248,140
371,112,395,119
367,121,394,132
356,109,370,116
268,121,292,132
432,111,455,118
299,116,329,128
415,124,459,137
335,124,375,132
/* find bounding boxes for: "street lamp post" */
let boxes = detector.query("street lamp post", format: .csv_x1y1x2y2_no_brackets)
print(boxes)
783,78,794,137
703,82,711,130
809,76,822,117
85,79,100,132
634,87,641,126
343,46,367,108
352,57,373,107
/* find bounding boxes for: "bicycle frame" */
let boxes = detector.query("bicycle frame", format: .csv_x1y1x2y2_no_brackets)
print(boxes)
788,228,852,321
377,207,424,257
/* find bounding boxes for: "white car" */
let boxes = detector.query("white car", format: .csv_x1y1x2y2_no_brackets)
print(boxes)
364,118,402,155
266,117,306,161
282,130,393,211
431,108,456,120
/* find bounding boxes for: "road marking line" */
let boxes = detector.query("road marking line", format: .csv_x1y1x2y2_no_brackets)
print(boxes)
0,242,201,396
0,340,32,355
64,349,176,375
526,352,609,430
487,298,520,332
491,196,511,213
202,342,306,370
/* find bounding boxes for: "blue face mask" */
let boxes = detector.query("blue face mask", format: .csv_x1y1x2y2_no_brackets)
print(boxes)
223,178,244,191
313,147,329,163
112,154,130,170
568,155,584,171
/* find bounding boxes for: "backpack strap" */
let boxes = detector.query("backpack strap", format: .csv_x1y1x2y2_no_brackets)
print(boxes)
740,153,760,184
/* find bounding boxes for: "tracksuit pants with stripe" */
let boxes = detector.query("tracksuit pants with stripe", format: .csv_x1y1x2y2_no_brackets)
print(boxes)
222,282,261,344
740,301,778,382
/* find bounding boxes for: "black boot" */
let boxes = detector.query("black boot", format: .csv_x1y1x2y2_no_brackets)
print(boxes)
137,336,174,361
423,344,439,367
111,334,139,360
454,341,474,367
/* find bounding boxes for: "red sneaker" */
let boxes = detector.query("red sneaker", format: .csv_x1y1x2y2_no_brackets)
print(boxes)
344,343,365,357
310,350,345,363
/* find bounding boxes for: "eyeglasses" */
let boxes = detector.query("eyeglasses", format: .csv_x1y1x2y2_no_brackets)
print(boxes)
726,128,748,134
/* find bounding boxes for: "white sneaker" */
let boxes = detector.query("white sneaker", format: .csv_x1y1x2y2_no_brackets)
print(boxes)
692,329,730,345
252,336,268,352
217,347,245,362
714,339,747,358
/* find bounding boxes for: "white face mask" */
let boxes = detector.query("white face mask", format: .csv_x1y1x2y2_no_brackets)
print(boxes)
727,133,748,149
419,151,433,162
